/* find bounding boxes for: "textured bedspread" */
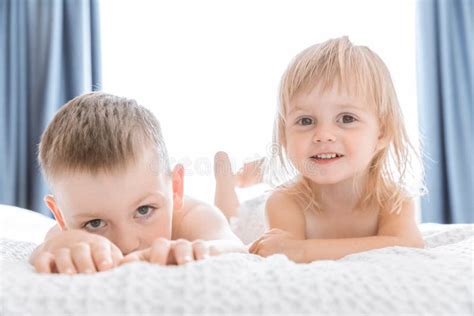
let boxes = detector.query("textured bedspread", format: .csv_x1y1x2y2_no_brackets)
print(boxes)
1,223,473,316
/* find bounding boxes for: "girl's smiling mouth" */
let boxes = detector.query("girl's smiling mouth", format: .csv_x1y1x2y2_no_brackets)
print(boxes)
310,153,344,164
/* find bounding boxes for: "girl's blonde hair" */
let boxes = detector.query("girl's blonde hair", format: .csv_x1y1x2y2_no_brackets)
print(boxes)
267,36,424,214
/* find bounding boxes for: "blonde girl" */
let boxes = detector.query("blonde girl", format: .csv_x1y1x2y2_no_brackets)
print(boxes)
216,36,424,262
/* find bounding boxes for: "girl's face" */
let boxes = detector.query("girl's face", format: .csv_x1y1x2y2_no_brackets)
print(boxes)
284,84,383,186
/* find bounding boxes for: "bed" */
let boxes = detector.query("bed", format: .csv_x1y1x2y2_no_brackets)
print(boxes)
0,202,473,315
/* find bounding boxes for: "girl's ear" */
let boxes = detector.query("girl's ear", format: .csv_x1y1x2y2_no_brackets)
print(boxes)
375,127,390,152
44,195,67,230
171,164,185,211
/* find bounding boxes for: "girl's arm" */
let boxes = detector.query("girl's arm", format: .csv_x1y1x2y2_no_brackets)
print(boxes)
264,190,307,240
251,199,424,262
306,199,424,260
248,190,308,261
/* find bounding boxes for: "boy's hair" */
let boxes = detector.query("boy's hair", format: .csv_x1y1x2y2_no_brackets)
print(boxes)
268,36,424,214
39,92,170,184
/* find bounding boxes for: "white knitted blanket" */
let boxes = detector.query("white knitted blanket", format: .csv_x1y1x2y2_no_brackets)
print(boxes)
0,204,473,315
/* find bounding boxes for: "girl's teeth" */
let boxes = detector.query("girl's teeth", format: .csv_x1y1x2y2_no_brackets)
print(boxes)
316,154,337,159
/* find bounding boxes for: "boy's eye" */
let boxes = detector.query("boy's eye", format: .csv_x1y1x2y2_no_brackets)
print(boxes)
84,219,105,230
297,117,314,126
136,205,153,217
339,114,357,124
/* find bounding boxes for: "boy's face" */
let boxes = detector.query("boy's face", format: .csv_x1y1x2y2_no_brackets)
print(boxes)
45,150,184,255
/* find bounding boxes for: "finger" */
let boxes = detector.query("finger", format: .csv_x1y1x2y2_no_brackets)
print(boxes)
253,240,271,257
150,238,171,265
247,242,255,254
34,251,56,273
266,229,281,235
54,248,77,275
120,253,140,265
248,241,257,254
71,242,96,273
248,237,264,254
166,250,177,265
173,240,193,265
110,243,124,267
192,240,209,260
253,238,269,256
120,249,150,265
90,242,114,272
250,241,262,255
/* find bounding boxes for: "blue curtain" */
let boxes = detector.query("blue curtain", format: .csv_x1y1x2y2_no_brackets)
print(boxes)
0,0,101,215
416,0,473,223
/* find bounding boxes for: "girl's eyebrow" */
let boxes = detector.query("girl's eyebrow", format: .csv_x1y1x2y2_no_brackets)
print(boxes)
288,103,363,116
287,106,308,116
337,104,364,111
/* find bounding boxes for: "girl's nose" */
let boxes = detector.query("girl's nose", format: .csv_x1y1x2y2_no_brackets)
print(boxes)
313,124,336,143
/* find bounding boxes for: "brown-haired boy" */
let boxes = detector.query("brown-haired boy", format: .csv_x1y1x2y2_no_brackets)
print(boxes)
30,92,245,274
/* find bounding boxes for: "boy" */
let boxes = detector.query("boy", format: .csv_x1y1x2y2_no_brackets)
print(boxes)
30,92,245,274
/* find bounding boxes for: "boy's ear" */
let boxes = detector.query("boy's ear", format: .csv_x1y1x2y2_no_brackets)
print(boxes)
44,195,67,231
171,164,185,211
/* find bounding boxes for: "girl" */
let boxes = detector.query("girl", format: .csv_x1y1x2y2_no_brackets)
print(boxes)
215,36,425,262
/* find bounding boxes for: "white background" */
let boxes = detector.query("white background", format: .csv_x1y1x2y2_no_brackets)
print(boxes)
100,0,418,204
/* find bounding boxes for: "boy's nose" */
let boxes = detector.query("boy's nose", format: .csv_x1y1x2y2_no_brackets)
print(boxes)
113,234,140,256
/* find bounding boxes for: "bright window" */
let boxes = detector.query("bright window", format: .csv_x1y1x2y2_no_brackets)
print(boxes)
100,0,418,204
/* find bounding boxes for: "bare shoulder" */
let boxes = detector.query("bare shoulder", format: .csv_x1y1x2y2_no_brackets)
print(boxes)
265,189,299,214
377,199,424,247
173,196,239,242
265,189,306,239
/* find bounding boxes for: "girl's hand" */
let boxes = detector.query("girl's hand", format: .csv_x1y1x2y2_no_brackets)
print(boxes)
121,238,211,266
249,228,305,262
31,229,123,274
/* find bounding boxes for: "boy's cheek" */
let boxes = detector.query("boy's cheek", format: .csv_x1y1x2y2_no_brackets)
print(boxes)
143,216,173,244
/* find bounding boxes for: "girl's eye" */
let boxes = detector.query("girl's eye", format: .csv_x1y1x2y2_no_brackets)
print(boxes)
339,114,357,124
136,205,154,217
84,219,105,230
297,117,314,126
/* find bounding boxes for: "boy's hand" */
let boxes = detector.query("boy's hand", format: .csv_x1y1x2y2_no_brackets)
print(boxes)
121,238,211,265
248,228,304,262
31,229,123,274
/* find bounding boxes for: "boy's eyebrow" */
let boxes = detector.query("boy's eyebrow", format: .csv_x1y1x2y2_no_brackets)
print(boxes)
71,192,166,219
130,192,165,208
72,211,106,219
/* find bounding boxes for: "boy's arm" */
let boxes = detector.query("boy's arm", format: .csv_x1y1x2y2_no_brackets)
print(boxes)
177,202,247,254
